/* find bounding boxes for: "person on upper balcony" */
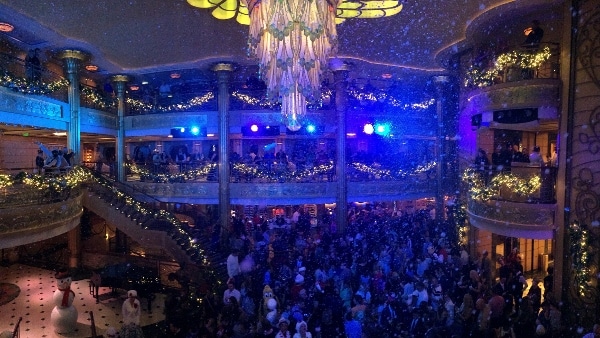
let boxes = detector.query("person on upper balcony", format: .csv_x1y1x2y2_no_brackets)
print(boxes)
474,148,490,170
524,20,544,45
529,146,543,165
25,48,41,82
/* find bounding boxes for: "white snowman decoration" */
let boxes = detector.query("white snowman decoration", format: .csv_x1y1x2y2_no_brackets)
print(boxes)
50,268,78,334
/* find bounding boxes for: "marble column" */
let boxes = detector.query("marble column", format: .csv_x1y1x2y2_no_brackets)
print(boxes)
57,50,88,165
111,75,129,183
67,227,80,268
333,62,349,233
433,75,450,226
213,63,233,236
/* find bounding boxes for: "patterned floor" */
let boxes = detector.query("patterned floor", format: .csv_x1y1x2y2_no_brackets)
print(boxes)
0,264,165,338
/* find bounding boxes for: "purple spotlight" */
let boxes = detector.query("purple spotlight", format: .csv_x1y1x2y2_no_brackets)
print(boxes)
250,124,259,132
363,123,374,135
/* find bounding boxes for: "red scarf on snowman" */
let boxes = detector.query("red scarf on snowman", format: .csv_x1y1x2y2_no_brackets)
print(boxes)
56,270,74,307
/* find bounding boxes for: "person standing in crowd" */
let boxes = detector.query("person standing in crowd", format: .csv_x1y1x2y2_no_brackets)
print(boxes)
292,321,311,338
105,327,119,338
529,146,543,165
227,249,241,284
122,290,141,326
62,147,74,167
25,48,41,82
474,148,490,169
35,149,45,174
120,290,144,338
583,324,600,338
524,19,544,45
275,317,291,338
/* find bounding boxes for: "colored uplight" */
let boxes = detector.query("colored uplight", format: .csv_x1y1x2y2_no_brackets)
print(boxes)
250,124,259,132
180,127,185,133
374,123,391,136
363,123,374,135
306,124,316,133
190,126,200,136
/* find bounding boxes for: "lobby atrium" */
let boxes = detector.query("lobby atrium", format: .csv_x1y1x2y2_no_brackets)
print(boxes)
0,0,599,337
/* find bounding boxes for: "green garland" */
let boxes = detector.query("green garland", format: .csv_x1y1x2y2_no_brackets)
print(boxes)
0,70,69,95
81,86,117,109
464,46,552,88
569,220,590,297
462,168,542,201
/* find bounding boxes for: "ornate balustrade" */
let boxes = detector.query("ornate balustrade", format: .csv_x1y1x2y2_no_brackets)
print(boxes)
467,198,556,239
0,192,83,249
127,178,436,204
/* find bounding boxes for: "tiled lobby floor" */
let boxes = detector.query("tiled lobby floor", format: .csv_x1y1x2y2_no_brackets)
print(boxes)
0,264,165,338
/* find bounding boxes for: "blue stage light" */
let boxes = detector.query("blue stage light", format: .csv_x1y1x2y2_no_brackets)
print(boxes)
306,124,316,133
190,126,200,136
363,123,374,135
374,123,391,136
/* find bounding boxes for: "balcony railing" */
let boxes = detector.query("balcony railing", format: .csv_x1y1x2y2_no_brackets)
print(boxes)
463,43,560,89
463,163,557,204
0,52,69,102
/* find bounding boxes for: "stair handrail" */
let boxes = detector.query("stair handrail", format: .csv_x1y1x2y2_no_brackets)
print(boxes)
11,317,22,338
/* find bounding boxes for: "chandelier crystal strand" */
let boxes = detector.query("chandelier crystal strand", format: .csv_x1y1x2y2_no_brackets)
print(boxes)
245,0,341,130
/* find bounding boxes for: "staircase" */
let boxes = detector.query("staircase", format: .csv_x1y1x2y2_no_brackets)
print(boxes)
81,172,228,282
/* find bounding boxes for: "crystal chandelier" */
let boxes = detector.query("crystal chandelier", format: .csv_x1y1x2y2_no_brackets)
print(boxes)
187,0,404,130
245,0,339,130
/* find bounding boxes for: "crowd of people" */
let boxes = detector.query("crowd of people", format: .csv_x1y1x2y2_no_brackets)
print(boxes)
34,141,75,175
159,204,568,338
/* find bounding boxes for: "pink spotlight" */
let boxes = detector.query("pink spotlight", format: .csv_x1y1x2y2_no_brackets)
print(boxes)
363,123,374,135
250,124,259,132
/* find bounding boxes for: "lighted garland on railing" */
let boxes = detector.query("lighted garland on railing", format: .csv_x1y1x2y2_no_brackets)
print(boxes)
0,174,13,189
347,89,436,110
20,166,89,192
127,92,215,113
81,86,116,109
569,220,590,297
464,46,552,88
462,168,542,201
125,162,217,183
351,161,436,179
232,90,278,109
124,161,438,183
87,168,210,266
495,46,552,70
0,70,69,95
232,163,334,181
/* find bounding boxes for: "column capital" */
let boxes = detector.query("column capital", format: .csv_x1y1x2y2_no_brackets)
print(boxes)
212,63,233,72
57,49,89,62
110,74,130,83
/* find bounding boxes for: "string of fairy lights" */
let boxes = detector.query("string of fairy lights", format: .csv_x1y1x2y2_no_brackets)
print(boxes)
123,161,437,183
0,167,213,268
126,162,217,183
0,70,70,95
449,199,468,247
3,166,590,296
569,220,590,297
0,64,435,113
464,46,552,88
462,168,542,201
89,168,213,266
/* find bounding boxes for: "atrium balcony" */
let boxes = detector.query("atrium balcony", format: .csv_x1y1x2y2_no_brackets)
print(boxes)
464,164,558,239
